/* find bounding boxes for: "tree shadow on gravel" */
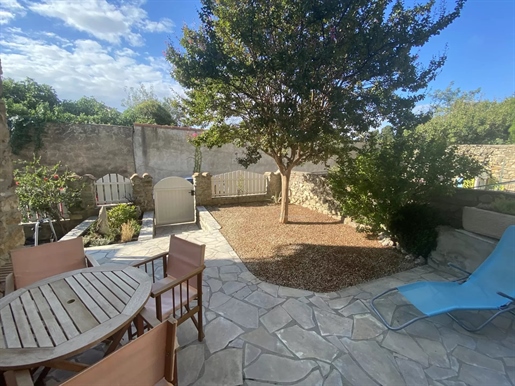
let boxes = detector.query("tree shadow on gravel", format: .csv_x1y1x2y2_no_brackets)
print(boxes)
243,243,412,293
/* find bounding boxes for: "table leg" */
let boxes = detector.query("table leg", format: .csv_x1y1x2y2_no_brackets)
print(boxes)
103,323,131,357
3,370,33,386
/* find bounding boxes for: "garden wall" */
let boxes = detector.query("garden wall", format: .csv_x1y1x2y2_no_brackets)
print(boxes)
288,171,342,220
456,144,515,182
15,122,328,183
429,188,515,229
0,61,25,268
15,123,135,178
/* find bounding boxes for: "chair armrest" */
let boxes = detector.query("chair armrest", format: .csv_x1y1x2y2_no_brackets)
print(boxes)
497,291,515,302
139,308,161,328
131,251,168,268
5,273,15,295
151,266,205,298
85,254,99,267
447,263,472,276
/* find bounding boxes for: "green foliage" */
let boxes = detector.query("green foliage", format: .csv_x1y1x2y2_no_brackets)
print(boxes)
167,0,466,222
107,204,140,234
122,100,174,125
417,84,515,144
462,178,475,189
328,130,485,235
121,84,184,126
13,156,84,222
2,78,129,153
388,203,439,258
489,196,515,215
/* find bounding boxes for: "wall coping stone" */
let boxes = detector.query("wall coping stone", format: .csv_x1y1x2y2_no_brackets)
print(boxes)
135,123,202,132
197,206,221,231
60,216,97,241
138,211,154,241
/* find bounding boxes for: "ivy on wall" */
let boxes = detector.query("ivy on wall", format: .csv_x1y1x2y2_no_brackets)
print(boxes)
8,116,46,155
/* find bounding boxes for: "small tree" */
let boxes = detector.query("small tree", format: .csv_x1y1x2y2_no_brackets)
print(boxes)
167,0,467,223
328,130,484,236
14,157,84,229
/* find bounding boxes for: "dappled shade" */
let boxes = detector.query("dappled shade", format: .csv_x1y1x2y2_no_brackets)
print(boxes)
208,203,413,292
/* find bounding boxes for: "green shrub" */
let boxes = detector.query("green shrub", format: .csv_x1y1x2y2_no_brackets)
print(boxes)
107,204,139,233
490,197,515,215
388,203,439,258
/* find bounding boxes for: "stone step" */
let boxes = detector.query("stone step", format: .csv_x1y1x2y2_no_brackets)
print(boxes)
198,206,221,231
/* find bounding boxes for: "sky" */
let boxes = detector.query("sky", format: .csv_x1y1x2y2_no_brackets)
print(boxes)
0,0,514,111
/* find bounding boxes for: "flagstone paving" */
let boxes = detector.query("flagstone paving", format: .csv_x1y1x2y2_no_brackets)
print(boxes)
48,217,514,385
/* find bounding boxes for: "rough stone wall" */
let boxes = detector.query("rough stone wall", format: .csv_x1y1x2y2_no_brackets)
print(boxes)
288,171,342,219
456,144,515,182
0,60,25,267
131,173,154,212
430,188,515,229
15,123,136,179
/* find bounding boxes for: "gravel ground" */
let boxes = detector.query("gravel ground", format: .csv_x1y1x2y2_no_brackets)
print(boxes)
208,203,416,292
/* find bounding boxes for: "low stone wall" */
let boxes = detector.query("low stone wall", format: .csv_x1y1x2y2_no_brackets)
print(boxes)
430,188,515,229
193,171,281,206
456,144,515,182
289,171,342,219
131,173,154,212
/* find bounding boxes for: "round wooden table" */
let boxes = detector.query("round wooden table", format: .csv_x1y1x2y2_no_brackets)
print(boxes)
0,264,151,371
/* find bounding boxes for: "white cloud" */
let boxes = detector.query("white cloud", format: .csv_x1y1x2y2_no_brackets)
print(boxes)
0,0,25,24
0,33,182,109
27,0,174,46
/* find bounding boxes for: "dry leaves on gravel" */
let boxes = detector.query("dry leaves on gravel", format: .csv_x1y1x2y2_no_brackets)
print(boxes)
208,203,415,292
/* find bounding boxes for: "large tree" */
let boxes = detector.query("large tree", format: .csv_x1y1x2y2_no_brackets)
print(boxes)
167,0,466,223
417,84,515,144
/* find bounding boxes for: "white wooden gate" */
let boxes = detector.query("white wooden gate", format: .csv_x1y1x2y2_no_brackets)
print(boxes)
95,174,133,205
154,177,195,226
212,170,267,197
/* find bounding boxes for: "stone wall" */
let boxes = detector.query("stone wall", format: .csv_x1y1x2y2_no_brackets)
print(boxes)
456,144,515,182
131,173,154,212
193,172,281,206
0,60,25,267
133,124,329,183
430,188,515,229
288,171,342,219
16,123,136,179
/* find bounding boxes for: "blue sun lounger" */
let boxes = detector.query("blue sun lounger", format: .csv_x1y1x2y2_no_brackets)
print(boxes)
371,225,515,332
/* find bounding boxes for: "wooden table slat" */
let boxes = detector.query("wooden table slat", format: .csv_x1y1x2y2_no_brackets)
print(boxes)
49,280,98,334
19,292,53,348
0,265,151,371
91,272,131,303
30,288,67,346
39,284,80,340
0,318,5,348
10,298,37,348
73,274,119,318
65,276,110,324
116,270,139,290
103,271,135,295
81,272,125,313
123,267,151,286
0,304,21,348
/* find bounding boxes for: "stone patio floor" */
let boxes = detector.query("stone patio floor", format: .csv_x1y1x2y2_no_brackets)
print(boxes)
49,220,514,386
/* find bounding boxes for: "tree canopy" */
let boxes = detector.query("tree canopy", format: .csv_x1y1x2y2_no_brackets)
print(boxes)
167,0,467,223
417,84,515,144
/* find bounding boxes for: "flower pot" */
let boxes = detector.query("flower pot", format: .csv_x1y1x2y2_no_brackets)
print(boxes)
462,206,515,240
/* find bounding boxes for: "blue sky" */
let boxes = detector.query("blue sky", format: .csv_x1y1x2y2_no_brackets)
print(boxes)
0,0,513,111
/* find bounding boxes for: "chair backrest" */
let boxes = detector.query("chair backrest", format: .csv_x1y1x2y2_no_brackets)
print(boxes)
166,235,205,289
468,225,515,297
10,237,87,289
62,319,177,386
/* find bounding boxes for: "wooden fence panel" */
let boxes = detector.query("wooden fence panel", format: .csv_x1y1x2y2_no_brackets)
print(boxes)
211,170,267,197
95,174,133,205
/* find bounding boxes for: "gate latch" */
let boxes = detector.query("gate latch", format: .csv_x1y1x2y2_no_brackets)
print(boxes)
190,190,195,196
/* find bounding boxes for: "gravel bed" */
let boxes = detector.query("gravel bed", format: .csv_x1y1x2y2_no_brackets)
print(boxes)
208,203,416,292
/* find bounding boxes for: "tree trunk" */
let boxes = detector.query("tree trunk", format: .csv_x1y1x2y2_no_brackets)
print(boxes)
279,169,291,224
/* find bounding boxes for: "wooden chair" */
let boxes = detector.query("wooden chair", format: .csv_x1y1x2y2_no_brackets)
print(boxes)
132,235,206,341
3,318,179,386
5,237,98,294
